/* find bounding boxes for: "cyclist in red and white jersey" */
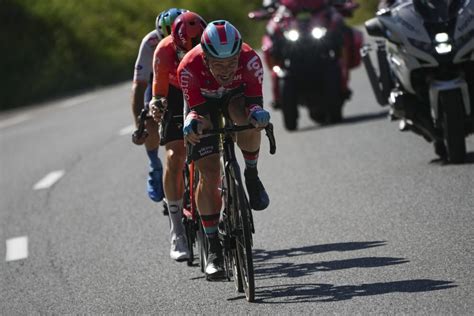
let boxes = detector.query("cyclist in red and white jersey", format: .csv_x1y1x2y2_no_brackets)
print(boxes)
131,8,186,204
149,12,207,261
177,20,271,280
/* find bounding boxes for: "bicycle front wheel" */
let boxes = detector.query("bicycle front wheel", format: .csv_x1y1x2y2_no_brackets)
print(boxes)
233,177,255,302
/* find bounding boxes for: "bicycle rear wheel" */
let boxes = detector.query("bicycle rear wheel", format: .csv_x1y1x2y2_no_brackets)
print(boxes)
233,176,255,302
184,218,195,266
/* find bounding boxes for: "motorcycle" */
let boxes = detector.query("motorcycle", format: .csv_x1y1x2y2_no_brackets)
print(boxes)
362,0,474,163
249,0,362,131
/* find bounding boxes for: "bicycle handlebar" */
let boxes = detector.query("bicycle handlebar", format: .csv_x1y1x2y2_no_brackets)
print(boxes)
202,123,276,155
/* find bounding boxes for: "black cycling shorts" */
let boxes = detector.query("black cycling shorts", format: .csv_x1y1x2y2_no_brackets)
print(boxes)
160,85,184,146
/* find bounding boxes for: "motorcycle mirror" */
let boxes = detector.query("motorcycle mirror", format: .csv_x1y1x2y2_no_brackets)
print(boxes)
365,18,387,38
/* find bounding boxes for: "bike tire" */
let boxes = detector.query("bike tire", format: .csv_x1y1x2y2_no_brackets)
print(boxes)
185,219,194,266
227,181,244,292
440,90,466,163
232,248,244,293
233,175,255,302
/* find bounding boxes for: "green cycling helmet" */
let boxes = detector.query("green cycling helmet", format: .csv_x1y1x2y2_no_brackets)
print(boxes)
156,8,188,39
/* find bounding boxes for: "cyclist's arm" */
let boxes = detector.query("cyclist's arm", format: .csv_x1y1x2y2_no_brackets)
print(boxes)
132,32,156,126
242,50,265,111
245,96,264,109
152,44,171,99
131,82,148,126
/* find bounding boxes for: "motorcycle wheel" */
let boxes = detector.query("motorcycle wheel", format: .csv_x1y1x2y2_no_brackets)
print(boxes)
325,61,344,124
280,77,298,131
440,90,466,163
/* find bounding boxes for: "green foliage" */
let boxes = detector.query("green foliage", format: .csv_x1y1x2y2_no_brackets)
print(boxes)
347,0,379,26
0,0,375,110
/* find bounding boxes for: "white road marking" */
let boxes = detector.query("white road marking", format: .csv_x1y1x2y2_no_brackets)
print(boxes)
119,124,135,136
33,170,65,190
6,236,28,262
0,114,31,129
59,95,96,108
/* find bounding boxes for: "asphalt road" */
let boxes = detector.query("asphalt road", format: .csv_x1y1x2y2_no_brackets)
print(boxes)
1,56,473,314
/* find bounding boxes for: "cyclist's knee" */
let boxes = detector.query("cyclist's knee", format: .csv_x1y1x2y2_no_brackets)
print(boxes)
237,129,261,149
165,142,185,172
144,120,160,145
228,96,247,125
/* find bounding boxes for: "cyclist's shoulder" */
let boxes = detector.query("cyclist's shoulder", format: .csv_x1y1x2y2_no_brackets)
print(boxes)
240,43,260,60
156,35,174,48
240,43,262,67
179,46,205,73
141,30,161,48
155,36,177,60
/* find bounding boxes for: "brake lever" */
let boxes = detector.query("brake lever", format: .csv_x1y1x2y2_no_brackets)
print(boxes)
265,123,276,155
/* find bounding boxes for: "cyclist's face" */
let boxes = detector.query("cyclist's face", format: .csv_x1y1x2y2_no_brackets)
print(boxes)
206,54,240,86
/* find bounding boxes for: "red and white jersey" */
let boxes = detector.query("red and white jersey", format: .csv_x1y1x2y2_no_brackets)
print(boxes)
177,43,264,109
152,36,181,97
133,30,160,83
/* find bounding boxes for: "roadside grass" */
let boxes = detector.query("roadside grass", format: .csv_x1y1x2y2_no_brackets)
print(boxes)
1,0,376,110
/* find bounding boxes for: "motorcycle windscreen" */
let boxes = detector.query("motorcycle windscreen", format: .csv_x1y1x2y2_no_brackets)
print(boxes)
413,0,467,22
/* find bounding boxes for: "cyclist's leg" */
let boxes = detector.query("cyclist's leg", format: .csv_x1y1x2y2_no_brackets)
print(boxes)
227,95,262,151
194,154,221,218
228,97,269,210
161,86,188,261
164,140,185,233
143,83,164,202
191,134,225,279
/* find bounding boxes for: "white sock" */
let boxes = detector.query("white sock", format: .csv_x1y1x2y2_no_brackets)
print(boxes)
168,199,184,239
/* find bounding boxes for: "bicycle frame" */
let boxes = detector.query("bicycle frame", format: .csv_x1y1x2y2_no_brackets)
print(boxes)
199,113,276,302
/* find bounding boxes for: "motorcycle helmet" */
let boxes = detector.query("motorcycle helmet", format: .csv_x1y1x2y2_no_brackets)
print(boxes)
171,12,207,52
413,0,466,22
201,20,243,59
156,8,188,39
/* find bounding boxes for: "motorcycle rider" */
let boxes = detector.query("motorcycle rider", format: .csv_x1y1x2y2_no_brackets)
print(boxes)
149,12,207,261
131,8,186,207
260,0,360,109
176,20,271,280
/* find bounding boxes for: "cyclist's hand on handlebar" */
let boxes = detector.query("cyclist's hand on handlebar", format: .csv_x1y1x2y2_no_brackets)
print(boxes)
132,130,148,145
183,111,210,145
149,97,167,123
248,105,271,129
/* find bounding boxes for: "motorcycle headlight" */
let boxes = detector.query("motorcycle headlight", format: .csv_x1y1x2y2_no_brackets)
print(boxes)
432,32,452,54
284,29,300,42
435,33,449,43
435,43,452,54
272,65,286,77
311,27,327,40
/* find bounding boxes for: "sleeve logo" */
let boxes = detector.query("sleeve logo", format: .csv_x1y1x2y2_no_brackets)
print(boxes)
246,55,264,84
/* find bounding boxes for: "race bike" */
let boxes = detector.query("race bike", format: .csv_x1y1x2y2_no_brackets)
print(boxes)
249,0,362,130
362,0,474,163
